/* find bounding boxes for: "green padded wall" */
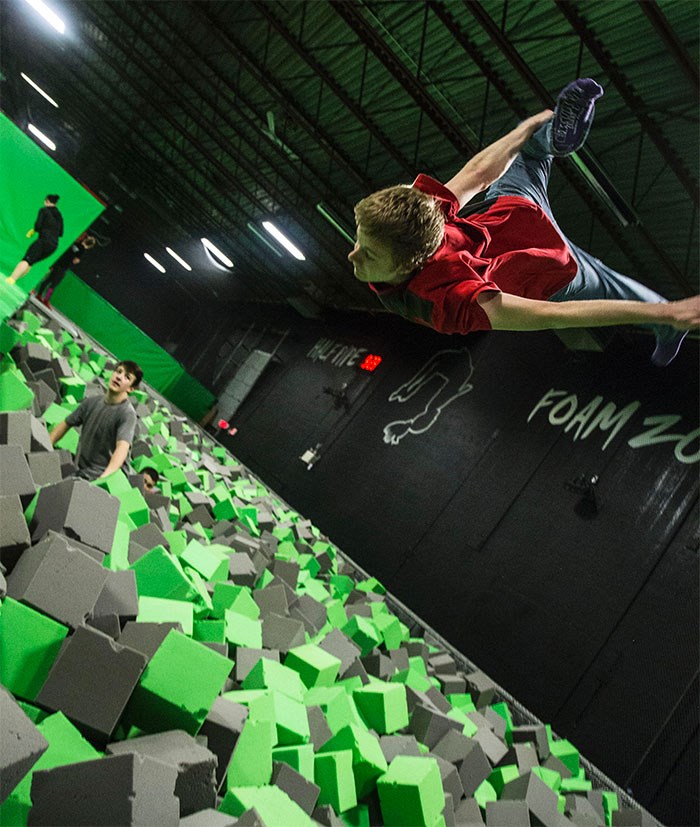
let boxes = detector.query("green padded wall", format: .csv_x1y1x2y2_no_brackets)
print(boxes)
53,273,215,421
0,113,105,287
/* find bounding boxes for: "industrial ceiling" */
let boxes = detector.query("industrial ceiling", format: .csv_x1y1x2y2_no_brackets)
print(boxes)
1,0,698,316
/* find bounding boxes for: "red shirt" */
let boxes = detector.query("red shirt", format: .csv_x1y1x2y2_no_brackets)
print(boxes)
369,174,578,334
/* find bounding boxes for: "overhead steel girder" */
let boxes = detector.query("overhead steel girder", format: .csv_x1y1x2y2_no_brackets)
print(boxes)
194,1,374,194
459,0,693,295
91,2,353,294
637,0,699,94
329,0,478,158
253,0,417,178
146,2,369,303
66,13,287,299
555,0,698,206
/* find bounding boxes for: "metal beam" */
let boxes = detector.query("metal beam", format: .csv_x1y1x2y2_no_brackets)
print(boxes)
330,0,479,158
555,0,699,206
637,0,699,94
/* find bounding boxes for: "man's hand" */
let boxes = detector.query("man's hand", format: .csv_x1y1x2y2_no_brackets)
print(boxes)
98,440,131,479
49,420,70,446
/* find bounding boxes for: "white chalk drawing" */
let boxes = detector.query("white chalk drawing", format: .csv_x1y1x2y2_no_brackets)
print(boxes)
383,348,474,445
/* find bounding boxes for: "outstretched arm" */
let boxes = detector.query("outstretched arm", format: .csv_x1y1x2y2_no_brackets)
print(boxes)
98,440,131,479
445,111,553,209
477,291,700,331
49,420,71,446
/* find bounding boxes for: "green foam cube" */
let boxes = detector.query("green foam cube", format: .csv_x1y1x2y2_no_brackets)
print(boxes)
130,545,193,600
353,680,409,735
136,596,194,636
272,744,315,782
221,784,315,826
376,756,445,827
319,723,388,799
242,658,306,702
224,609,263,648
213,583,260,620
285,643,342,688
0,711,100,827
314,750,357,815
227,716,275,788
0,597,69,700
125,630,232,735
180,539,228,582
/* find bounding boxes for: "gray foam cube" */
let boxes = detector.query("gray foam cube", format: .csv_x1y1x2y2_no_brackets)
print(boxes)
234,648,280,683
179,811,238,827
198,696,249,791
30,478,120,553
271,761,320,815
261,613,306,652
379,734,422,763
307,705,333,751
0,686,49,804
118,621,182,660
317,628,361,674
106,729,217,816
7,531,109,628
0,411,33,452
93,570,139,623
0,445,36,507
501,770,568,827
28,752,179,825
409,703,464,749
0,494,31,574
485,800,531,826
36,624,147,743
26,452,62,487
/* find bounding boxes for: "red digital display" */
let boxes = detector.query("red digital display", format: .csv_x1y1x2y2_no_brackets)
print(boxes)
217,419,230,429
359,354,382,372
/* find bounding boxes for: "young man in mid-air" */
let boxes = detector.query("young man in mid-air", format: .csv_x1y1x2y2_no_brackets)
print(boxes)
350,79,699,366
50,361,142,480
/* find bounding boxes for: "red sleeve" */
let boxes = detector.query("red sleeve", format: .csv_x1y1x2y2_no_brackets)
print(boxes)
417,255,500,334
412,175,460,220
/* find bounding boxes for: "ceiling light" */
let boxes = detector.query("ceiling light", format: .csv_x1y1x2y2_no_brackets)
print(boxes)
23,0,65,33
316,203,355,245
144,253,165,273
27,123,55,151
21,73,58,107
165,247,192,271
201,237,233,268
247,222,283,258
262,221,306,260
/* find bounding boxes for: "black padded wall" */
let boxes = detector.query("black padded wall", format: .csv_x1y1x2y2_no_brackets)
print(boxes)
219,310,699,825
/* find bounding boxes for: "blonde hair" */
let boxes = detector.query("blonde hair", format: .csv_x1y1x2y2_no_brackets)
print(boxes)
354,185,445,274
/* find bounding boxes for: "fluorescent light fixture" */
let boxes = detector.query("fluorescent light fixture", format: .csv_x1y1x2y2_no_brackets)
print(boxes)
23,0,65,33
21,73,58,107
316,202,355,244
262,221,306,260
27,123,55,151
165,247,192,271
144,253,165,273
201,237,233,268
247,222,283,257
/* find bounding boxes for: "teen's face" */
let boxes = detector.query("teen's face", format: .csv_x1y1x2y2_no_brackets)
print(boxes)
143,472,157,492
348,225,402,284
108,365,136,394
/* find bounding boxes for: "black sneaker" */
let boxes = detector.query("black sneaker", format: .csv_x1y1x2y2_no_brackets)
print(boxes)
551,78,604,156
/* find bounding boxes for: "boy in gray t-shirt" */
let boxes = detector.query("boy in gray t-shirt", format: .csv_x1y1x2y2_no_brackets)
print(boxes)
50,360,142,481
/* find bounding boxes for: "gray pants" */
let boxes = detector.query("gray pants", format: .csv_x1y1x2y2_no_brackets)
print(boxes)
484,124,674,343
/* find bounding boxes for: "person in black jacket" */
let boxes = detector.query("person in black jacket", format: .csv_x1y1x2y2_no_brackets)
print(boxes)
6,194,64,285
34,232,96,306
